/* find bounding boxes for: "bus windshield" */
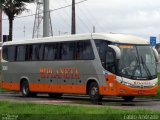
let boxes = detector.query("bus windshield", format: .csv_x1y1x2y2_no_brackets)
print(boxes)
118,45,156,80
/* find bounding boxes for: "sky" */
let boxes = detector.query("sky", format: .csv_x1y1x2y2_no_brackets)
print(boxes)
2,0,160,42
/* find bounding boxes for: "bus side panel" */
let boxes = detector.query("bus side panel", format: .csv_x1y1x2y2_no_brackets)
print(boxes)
1,62,20,91
2,60,109,95
28,60,98,94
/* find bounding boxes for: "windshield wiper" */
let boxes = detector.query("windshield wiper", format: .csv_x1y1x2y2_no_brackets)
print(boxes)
141,56,151,79
131,55,140,78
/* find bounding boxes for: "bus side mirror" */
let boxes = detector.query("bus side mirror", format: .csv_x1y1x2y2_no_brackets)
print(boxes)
108,45,121,59
152,48,159,62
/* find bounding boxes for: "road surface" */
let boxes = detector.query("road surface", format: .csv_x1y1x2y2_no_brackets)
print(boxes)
0,92,160,111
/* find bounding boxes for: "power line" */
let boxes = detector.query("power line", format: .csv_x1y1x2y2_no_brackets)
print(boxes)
63,0,86,33
2,0,87,20
82,3,106,32
76,3,95,31
76,14,92,33
63,0,92,33
54,0,71,31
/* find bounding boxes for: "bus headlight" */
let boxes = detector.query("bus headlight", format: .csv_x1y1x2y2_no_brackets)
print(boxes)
152,82,158,87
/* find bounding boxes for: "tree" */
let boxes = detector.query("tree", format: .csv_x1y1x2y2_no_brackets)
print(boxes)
1,0,34,41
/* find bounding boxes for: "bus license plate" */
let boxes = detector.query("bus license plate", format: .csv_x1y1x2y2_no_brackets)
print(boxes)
138,90,145,95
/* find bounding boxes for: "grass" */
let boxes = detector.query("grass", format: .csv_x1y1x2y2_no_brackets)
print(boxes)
0,101,159,120
0,89,6,92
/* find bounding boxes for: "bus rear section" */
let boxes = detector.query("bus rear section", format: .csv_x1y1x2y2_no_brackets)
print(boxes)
1,33,159,102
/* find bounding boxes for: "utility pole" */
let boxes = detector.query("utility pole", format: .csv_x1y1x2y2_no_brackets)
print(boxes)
71,0,76,34
43,0,50,37
33,0,53,38
32,0,43,38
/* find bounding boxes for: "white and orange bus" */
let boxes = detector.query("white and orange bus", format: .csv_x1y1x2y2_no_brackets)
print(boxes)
1,33,159,102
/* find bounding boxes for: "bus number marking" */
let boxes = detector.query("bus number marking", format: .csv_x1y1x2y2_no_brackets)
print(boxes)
2,66,8,71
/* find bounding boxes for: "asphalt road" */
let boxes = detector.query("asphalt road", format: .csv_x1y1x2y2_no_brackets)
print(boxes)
0,92,160,111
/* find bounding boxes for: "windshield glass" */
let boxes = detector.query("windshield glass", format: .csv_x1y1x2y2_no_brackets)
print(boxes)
118,45,156,80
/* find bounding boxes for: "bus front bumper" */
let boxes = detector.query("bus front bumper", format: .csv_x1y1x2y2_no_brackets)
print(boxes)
116,83,158,96
100,83,158,96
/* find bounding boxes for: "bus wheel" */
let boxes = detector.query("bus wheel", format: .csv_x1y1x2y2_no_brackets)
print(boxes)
30,93,37,97
54,93,63,99
89,82,103,103
21,81,31,97
48,93,63,99
122,96,135,102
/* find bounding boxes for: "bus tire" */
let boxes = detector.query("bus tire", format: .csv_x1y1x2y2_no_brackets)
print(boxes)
30,93,37,97
122,96,135,102
48,93,63,99
21,80,31,97
89,82,103,103
54,93,63,99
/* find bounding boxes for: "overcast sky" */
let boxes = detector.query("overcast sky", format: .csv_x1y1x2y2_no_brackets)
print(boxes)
2,0,160,42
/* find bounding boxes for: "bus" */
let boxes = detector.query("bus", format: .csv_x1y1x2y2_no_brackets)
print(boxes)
1,33,159,102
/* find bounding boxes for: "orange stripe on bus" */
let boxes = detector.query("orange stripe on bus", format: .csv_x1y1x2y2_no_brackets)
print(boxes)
30,84,86,94
2,82,20,91
2,82,158,96
2,82,86,94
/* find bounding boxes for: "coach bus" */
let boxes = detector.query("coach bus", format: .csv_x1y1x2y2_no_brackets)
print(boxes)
1,33,159,102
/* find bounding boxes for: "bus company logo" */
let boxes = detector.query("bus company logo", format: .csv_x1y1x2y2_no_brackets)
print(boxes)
39,68,80,79
133,81,151,85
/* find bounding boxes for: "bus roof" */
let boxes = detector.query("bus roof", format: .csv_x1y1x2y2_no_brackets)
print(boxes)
3,33,149,46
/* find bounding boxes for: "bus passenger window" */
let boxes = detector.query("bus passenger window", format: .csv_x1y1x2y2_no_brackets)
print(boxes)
44,43,58,61
48,45,56,60
61,42,74,60
32,45,40,61
76,41,94,60
2,46,8,61
16,46,26,61
39,44,44,61
8,46,16,61
25,45,32,61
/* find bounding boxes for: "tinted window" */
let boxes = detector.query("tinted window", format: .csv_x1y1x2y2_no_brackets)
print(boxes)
39,44,44,60
32,44,41,61
25,45,32,61
95,40,109,63
76,41,94,60
16,45,26,61
2,46,8,61
61,42,74,60
8,46,16,61
106,49,116,73
95,40,116,73
95,40,110,68
44,43,58,60
2,40,94,62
